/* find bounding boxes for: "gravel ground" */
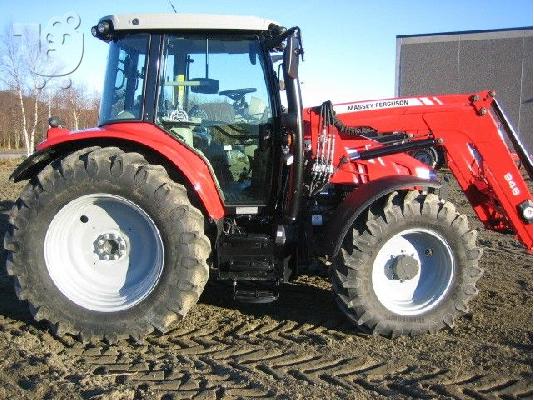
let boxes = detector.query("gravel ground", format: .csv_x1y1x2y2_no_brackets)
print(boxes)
0,158,531,399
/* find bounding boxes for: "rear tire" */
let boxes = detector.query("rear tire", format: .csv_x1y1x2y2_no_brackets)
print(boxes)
331,190,483,337
4,147,211,342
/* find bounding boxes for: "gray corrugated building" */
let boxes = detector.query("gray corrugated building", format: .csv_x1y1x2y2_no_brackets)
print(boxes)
396,27,532,156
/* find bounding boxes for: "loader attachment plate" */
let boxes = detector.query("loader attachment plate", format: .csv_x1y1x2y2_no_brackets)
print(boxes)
491,99,532,179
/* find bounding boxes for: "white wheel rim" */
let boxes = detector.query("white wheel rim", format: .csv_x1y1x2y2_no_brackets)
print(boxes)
44,194,164,312
371,228,454,316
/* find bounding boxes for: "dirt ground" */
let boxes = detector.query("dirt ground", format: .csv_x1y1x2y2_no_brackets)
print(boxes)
0,158,531,399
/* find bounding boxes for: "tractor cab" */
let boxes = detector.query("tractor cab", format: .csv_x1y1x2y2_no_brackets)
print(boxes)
93,14,304,216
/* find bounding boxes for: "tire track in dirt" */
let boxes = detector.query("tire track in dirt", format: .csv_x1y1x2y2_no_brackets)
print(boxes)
69,304,531,400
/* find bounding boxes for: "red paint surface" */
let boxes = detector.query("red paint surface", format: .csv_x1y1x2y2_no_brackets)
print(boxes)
304,90,532,250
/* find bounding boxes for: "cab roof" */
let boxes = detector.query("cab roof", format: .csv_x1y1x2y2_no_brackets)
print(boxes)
100,13,278,32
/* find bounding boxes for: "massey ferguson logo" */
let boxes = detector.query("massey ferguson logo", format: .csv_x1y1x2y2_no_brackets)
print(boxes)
346,99,410,111
333,96,443,114
504,173,521,196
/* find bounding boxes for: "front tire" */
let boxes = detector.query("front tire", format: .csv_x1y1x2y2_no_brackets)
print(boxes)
332,190,483,337
408,146,444,169
5,147,211,342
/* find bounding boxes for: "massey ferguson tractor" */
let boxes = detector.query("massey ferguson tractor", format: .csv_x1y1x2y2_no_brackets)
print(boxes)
5,14,533,341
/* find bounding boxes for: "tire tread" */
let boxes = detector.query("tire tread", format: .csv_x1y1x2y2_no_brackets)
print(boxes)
331,190,484,337
5,146,211,342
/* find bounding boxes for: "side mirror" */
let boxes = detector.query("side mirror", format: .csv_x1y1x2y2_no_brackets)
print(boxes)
283,35,299,80
190,78,219,94
48,116,63,128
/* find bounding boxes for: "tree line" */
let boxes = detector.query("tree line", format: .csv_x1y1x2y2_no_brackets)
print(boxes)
0,24,100,155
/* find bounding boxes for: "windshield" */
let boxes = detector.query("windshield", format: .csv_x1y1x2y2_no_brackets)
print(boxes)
99,34,149,124
156,35,274,205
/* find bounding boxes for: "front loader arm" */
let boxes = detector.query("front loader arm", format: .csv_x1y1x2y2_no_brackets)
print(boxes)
426,93,532,250
324,90,533,251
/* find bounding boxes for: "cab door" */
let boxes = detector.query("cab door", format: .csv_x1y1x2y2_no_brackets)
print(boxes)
156,34,276,207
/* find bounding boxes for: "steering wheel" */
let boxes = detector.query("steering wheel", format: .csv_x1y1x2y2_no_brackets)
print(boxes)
219,88,257,101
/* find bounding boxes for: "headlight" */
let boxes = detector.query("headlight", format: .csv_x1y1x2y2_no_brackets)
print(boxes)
97,21,110,34
92,20,113,40
518,200,533,223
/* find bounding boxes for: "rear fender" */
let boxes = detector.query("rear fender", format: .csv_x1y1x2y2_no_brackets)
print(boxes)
11,123,225,220
323,175,441,257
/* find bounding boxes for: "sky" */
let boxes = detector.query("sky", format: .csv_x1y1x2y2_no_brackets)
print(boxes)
1,0,532,106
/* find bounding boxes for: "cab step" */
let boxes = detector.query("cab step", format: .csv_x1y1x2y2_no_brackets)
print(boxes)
233,281,279,304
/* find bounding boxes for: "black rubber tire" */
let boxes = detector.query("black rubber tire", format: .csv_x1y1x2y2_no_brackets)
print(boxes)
4,147,211,342
331,190,484,337
409,147,441,169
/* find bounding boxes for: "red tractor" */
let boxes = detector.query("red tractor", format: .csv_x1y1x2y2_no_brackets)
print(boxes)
6,14,532,341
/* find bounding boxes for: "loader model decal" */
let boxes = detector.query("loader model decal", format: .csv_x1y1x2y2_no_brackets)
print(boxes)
504,172,521,196
333,96,443,114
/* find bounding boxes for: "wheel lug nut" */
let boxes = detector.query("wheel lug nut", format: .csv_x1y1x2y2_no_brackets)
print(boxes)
94,233,126,261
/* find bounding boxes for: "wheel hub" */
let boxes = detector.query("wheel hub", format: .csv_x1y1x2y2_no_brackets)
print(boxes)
94,233,127,260
372,228,455,316
388,254,419,281
44,193,164,312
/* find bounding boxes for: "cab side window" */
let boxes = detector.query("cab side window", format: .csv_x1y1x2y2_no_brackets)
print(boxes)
157,36,273,205
100,34,149,123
